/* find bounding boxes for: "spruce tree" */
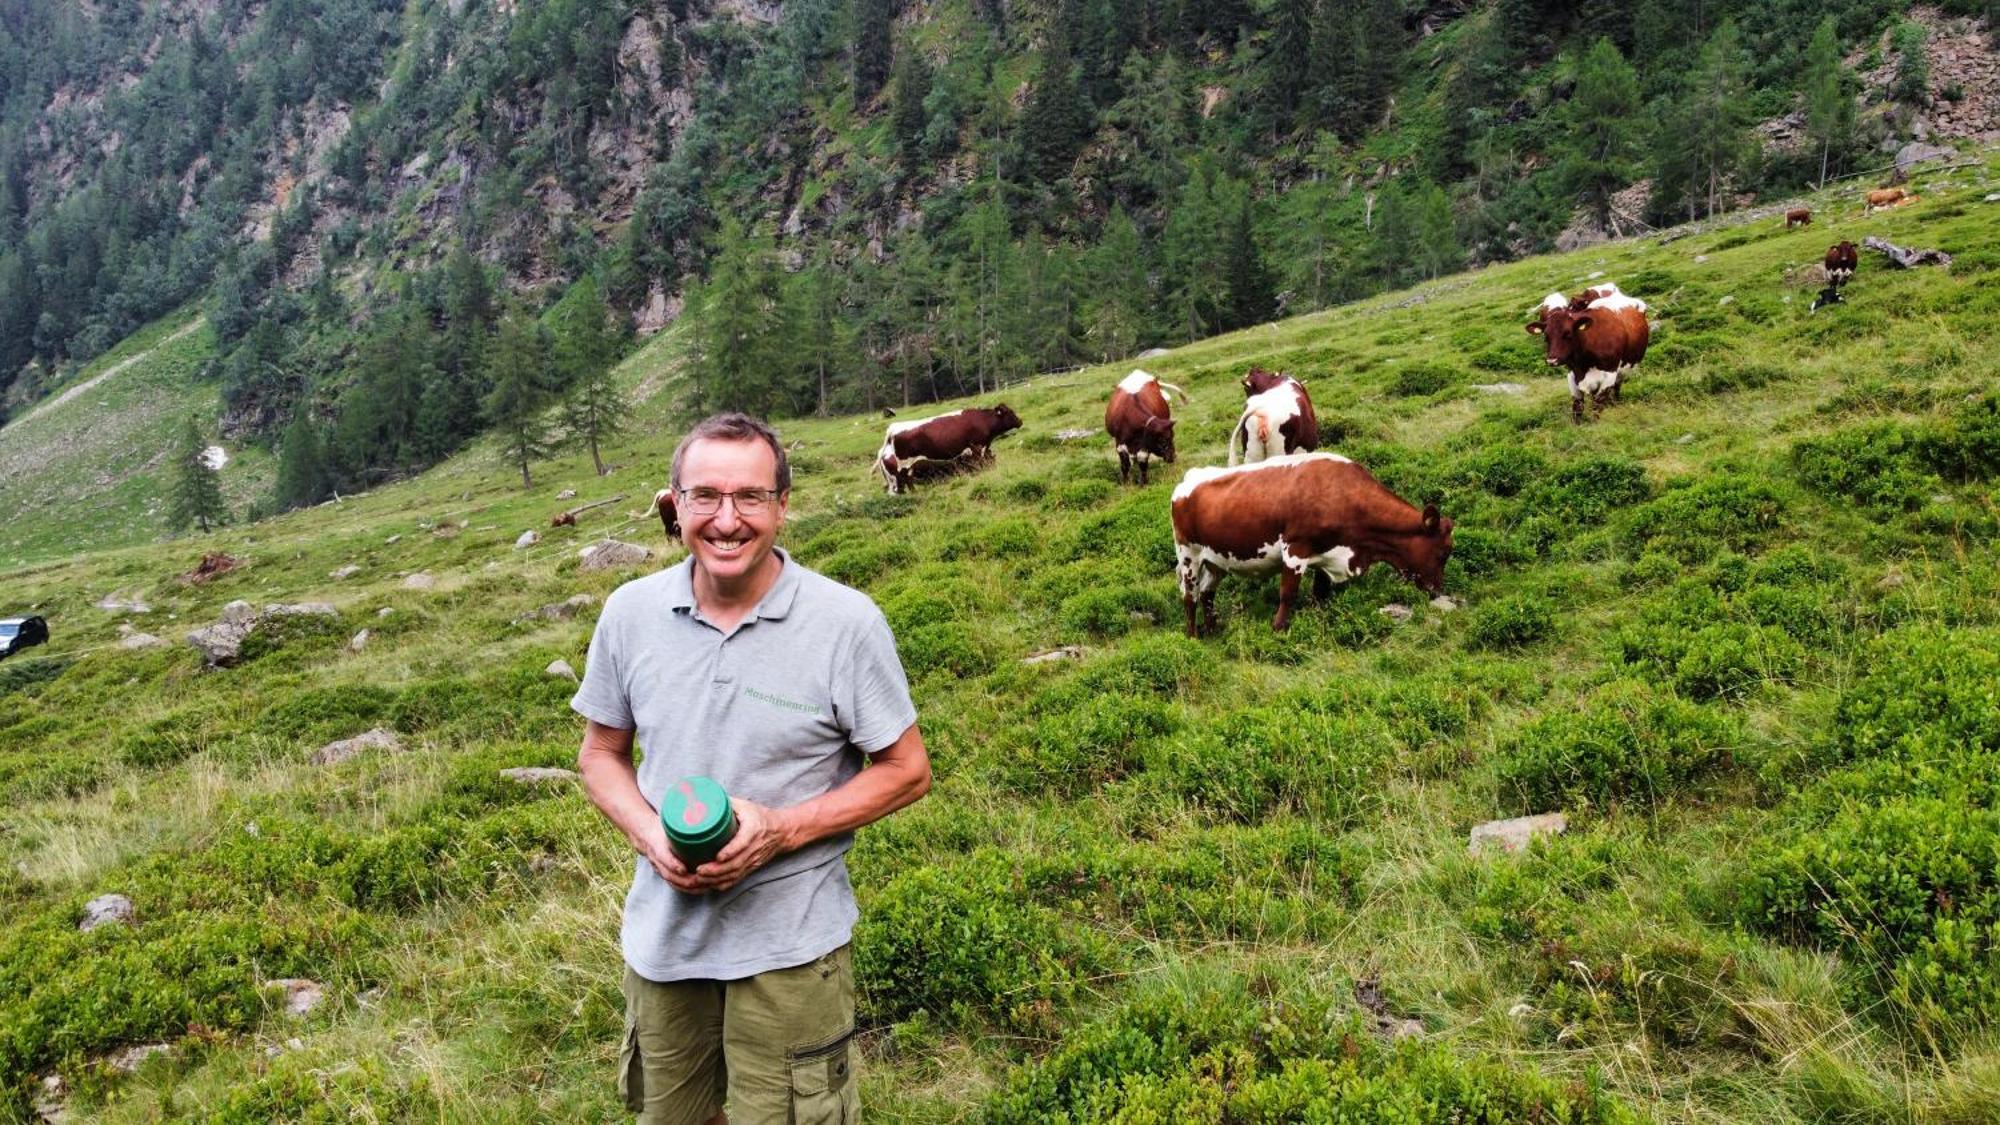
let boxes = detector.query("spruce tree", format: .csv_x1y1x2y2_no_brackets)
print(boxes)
1224,189,1274,330
273,411,330,511
890,45,933,166
1681,20,1754,219
1267,0,1314,123
1017,50,1091,185
167,415,227,534
558,277,629,476
852,0,893,102
1161,162,1232,340
1559,38,1643,234
1081,205,1148,362
690,217,792,415
484,308,556,489
1802,17,1854,188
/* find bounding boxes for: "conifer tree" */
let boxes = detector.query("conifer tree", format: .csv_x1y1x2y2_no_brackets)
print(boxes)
852,0,893,102
890,45,933,166
1559,38,1643,234
485,308,556,489
558,277,629,476
690,217,792,416
1802,17,1854,188
1161,162,1232,340
1267,0,1314,123
1081,205,1149,362
1224,190,1274,330
167,415,227,534
273,411,330,511
1017,49,1091,185
1679,20,1754,219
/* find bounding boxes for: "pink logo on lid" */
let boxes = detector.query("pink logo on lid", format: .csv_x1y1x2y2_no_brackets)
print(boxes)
677,780,710,828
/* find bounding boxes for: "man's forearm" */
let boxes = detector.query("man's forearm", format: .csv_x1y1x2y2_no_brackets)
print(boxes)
776,729,931,852
577,726,657,848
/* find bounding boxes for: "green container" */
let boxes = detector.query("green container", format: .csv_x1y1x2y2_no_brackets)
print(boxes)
663,776,737,868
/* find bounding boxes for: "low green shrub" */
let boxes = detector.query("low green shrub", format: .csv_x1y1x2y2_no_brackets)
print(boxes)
1495,680,1744,811
1006,695,1180,797
1051,478,1114,509
1618,474,1784,560
255,684,400,742
1388,361,1457,396
815,540,912,587
1465,593,1559,650
1059,583,1172,639
1523,457,1650,525
1793,421,1940,511
1702,360,1791,394
1454,445,1549,498
1831,626,2000,766
857,859,1120,1036
1614,620,1801,700
1146,704,1392,827
896,621,995,681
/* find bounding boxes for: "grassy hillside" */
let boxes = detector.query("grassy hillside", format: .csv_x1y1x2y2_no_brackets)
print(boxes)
2,155,1997,1121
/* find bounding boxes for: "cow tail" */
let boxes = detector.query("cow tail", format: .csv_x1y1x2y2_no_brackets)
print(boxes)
1228,415,1247,466
1159,381,1189,405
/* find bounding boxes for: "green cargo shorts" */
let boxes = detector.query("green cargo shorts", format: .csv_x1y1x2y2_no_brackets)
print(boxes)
619,945,858,1125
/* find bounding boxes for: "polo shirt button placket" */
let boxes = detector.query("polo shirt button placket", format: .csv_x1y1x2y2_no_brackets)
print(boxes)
713,637,734,687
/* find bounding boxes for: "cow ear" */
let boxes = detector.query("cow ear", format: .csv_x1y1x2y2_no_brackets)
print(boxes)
1422,503,1441,531
1574,315,1592,333
1525,322,1543,335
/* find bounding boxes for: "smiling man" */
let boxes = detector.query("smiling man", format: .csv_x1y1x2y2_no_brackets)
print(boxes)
573,412,931,1124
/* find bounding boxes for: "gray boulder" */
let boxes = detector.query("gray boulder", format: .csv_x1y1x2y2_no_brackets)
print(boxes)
107,1044,171,1073
1468,813,1568,855
309,728,404,766
546,659,578,681
118,632,166,650
266,978,325,1017
578,540,651,572
402,572,437,590
329,565,362,580
79,893,135,932
514,530,541,550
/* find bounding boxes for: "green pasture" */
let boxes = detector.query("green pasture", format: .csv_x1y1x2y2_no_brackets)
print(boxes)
1,155,1997,1120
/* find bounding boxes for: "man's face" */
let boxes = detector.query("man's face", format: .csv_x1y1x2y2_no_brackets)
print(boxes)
676,437,789,585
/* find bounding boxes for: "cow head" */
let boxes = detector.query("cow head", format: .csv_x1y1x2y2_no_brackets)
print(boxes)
989,404,1023,436
1144,414,1178,462
654,488,680,538
1242,367,1291,396
1399,504,1456,595
1525,309,1589,368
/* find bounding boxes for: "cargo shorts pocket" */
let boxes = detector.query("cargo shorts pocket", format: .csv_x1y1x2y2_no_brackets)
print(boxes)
787,1026,857,1124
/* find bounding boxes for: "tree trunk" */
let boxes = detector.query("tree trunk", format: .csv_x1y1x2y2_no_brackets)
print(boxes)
520,461,532,489
590,436,605,477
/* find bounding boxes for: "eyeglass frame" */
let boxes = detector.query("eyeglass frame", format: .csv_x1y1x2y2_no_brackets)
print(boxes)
674,486,785,516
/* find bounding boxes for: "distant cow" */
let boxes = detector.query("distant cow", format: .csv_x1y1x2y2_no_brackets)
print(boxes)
1528,284,1650,421
1824,240,1858,287
1105,370,1186,485
874,404,1022,493
1171,452,1454,636
1866,187,1907,212
1785,208,1812,228
1229,368,1319,465
550,511,577,528
651,488,679,537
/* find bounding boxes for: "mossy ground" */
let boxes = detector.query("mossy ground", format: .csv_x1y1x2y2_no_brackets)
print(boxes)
3,157,1998,1120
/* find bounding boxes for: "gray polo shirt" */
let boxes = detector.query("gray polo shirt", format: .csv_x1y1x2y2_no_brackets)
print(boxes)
571,548,917,982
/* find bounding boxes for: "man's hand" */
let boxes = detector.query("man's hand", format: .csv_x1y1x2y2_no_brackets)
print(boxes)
636,816,702,892
673,798,795,894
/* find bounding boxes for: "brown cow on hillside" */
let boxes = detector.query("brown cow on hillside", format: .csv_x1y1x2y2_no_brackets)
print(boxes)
1104,370,1186,485
874,404,1023,493
1824,240,1858,287
1171,452,1454,635
1786,208,1812,228
1230,368,1319,465
1866,187,1907,212
1528,284,1650,421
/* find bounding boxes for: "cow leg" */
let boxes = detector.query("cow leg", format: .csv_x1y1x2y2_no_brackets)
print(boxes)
1118,451,1131,484
1311,568,1334,600
1571,390,1586,423
1137,457,1149,486
1199,580,1220,636
1272,567,1304,632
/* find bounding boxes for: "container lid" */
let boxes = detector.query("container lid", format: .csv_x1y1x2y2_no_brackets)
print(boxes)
663,776,734,847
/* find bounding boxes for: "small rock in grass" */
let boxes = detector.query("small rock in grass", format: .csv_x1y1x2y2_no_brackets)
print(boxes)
267,979,325,1017
500,767,580,785
79,893,135,932
348,629,369,653
1468,813,1567,855
515,530,540,550
118,632,165,649
402,572,436,590
546,659,578,681
107,1044,170,1074
329,565,361,580
1429,595,1460,612
309,728,403,766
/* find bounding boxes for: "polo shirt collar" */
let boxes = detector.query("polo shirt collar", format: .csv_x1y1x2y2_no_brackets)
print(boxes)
667,548,800,622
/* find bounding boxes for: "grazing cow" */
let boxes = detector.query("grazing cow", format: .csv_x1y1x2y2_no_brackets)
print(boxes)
1527,284,1650,421
550,510,577,528
651,488,679,537
1866,187,1907,212
1786,208,1812,228
1104,370,1186,485
1171,452,1454,636
1229,368,1319,465
874,404,1022,493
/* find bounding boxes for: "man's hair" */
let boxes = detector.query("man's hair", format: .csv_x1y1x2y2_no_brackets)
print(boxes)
669,412,792,494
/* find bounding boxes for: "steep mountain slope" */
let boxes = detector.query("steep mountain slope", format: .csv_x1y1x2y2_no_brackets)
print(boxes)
2,153,1996,1119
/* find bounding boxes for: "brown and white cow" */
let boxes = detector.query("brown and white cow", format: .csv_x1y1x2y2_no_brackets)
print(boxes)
1105,370,1186,485
874,404,1023,493
1229,368,1319,465
1172,452,1454,636
1527,284,1650,421
1785,208,1812,228
1865,187,1907,212
1824,240,1858,287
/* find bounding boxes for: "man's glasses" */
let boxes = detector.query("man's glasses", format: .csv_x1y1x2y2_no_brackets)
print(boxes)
677,487,780,516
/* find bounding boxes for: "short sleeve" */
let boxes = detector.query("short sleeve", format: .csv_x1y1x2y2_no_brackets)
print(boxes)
835,606,918,754
570,599,634,730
